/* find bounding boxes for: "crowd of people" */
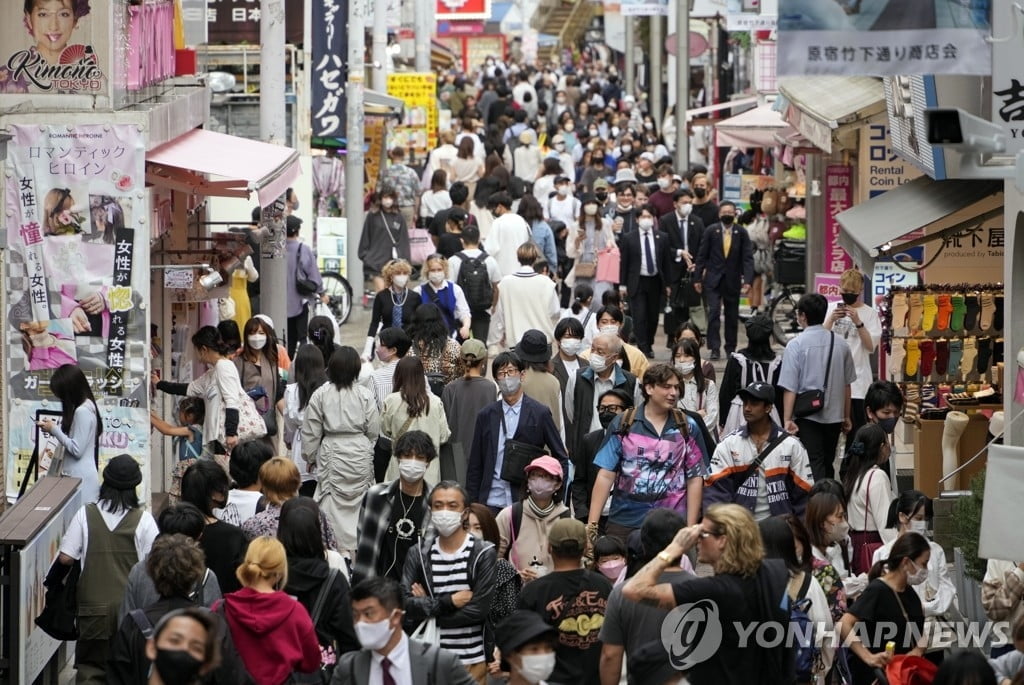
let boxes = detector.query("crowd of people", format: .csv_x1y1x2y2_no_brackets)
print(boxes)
37,55,1020,685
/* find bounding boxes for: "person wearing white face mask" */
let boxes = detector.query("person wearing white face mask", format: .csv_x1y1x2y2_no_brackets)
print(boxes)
234,317,283,444
402,481,498,683
496,456,570,582
839,532,930,683
340,576,476,684
581,305,648,379
843,424,897,576
359,188,411,295
495,611,560,685
869,490,957,658
352,431,437,586
565,194,615,306
413,254,472,340
661,188,706,347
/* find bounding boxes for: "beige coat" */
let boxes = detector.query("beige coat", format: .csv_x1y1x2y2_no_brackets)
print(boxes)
380,392,451,484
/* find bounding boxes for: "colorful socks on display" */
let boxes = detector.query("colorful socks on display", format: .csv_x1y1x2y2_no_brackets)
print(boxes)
889,339,906,381
905,338,921,378
949,295,966,332
935,339,950,376
908,293,924,333
994,295,1004,332
891,292,909,335
919,339,937,377
922,294,939,332
936,294,953,331
994,338,1004,366
948,339,963,380
903,383,920,423
961,337,978,378
977,336,993,374
980,292,995,331
964,295,980,331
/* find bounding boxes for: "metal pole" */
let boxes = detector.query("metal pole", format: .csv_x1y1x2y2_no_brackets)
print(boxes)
259,0,288,338
650,15,662,138
624,16,635,98
675,0,689,171
346,0,366,297
414,0,431,72
372,0,388,92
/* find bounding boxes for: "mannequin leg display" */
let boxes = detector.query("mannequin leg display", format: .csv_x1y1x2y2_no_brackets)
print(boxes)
941,411,970,492
989,411,1005,445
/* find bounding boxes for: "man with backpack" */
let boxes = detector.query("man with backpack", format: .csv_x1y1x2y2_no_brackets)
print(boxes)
587,363,706,542
704,382,814,520
449,224,500,343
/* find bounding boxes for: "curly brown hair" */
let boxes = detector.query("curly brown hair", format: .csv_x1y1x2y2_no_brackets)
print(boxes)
147,534,205,599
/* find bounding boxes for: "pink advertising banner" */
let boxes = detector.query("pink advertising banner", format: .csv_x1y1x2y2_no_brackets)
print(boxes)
812,273,843,303
4,124,149,499
824,164,853,274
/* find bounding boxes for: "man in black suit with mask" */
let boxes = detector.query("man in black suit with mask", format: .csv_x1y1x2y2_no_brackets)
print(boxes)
619,204,670,358
694,201,754,361
659,188,706,346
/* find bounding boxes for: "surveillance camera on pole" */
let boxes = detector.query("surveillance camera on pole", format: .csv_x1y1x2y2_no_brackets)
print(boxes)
925,107,1024,191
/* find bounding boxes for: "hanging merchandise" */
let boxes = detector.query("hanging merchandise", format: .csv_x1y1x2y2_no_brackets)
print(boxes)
1016,349,1024,405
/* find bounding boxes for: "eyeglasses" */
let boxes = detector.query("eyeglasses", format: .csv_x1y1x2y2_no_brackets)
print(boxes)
494,369,520,380
597,404,625,413
698,529,724,539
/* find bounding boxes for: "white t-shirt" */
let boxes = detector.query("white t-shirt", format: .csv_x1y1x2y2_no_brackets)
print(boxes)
59,502,159,571
825,301,881,399
216,489,263,526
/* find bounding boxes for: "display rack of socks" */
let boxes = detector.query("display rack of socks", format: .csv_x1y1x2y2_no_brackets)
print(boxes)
882,284,1004,422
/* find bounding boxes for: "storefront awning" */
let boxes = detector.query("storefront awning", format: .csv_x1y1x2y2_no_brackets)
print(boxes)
146,128,300,207
777,76,886,154
364,89,405,116
715,104,794,149
835,176,1003,270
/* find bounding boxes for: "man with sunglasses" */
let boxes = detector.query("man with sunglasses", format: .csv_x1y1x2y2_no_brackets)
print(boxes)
571,388,634,524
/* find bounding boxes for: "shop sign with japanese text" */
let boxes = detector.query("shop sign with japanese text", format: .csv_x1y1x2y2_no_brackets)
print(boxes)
778,0,991,76
992,0,1024,154
387,73,438,156
436,0,491,20
312,0,348,137
824,165,853,274
3,124,149,499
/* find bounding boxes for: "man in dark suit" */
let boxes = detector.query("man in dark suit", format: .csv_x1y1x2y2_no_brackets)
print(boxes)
694,200,754,361
337,577,475,684
466,352,568,512
660,188,706,346
619,204,671,358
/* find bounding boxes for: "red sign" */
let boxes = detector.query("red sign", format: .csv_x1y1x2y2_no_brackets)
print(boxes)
438,21,486,35
824,165,853,274
436,0,492,21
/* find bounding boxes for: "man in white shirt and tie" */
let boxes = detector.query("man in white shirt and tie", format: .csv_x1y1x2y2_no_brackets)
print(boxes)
340,577,475,684
660,188,706,346
619,203,669,359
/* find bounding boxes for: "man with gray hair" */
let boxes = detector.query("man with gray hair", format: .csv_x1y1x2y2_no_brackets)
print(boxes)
567,332,642,457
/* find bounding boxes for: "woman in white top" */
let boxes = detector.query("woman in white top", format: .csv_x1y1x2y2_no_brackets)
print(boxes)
281,344,329,498
414,254,472,340
672,338,719,434
870,490,957,655
560,283,596,331
41,364,102,503
843,424,897,576
450,137,484,197
760,515,836,680
565,193,616,308
419,169,452,223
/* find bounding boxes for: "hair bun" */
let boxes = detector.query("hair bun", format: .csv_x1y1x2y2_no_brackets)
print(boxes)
849,441,865,457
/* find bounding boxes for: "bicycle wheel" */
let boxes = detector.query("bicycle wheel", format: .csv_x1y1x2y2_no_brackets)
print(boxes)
769,289,801,346
320,272,353,326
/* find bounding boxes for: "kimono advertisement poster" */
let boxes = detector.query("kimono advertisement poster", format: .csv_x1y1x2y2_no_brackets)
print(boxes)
777,0,991,76
0,0,108,94
4,123,149,500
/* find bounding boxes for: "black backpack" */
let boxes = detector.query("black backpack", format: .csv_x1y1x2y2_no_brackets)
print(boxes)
456,250,493,312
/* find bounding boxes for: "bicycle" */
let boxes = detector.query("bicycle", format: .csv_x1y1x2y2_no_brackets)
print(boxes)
766,279,806,347
320,271,353,326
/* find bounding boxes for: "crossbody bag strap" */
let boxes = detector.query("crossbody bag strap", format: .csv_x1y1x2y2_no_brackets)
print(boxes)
309,568,338,626
823,332,835,389
864,469,874,531
747,431,790,476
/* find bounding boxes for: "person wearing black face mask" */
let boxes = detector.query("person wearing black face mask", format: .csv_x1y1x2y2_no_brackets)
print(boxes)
825,269,882,441
571,388,633,523
840,380,904,491
144,607,220,685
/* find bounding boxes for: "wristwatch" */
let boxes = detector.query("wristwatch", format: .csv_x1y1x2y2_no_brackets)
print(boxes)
657,550,677,564
855,322,865,329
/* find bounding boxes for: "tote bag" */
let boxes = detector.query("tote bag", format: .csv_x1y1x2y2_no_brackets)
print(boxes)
408,227,433,266
216,390,268,444
596,246,620,283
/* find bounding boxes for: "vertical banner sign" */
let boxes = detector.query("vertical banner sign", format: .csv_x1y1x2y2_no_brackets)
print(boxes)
992,0,1024,155
387,73,439,157
4,124,150,500
621,0,669,16
824,165,853,274
857,123,922,204
777,0,991,76
312,0,348,138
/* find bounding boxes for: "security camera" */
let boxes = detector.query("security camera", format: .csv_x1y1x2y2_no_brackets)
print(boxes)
925,108,1007,155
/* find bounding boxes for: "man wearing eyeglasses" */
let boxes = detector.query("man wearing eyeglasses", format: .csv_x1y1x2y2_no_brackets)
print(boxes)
571,388,634,524
704,382,814,521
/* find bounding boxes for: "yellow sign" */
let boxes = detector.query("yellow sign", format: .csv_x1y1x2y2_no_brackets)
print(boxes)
387,72,438,157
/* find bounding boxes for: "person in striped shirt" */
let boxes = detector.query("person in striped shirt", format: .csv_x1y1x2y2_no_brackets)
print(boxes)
401,481,497,684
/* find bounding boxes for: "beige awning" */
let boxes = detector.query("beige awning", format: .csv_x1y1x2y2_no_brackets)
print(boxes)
778,77,887,154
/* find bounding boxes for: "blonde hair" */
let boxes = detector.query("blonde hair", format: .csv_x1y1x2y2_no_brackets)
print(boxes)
43,188,73,233
705,503,764,577
381,259,413,288
440,130,456,145
840,268,864,292
424,254,448,272
259,457,301,506
517,241,542,266
236,536,288,589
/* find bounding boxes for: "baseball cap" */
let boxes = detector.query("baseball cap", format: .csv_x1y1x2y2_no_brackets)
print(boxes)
496,610,558,660
738,381,775,404
593,179,610,191
286,215,302,235
461,338,487,361
525,455,563,479
548,518,587,552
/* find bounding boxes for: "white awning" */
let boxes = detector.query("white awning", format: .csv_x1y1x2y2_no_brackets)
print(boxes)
715,104,794,149
778,76,886,153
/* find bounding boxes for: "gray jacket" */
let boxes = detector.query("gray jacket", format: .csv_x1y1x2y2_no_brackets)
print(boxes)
331,638,474,685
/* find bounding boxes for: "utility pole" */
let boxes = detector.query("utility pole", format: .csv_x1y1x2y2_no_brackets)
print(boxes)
675,0,689,172
414,0,432,72
624,16,635,97
345,0,366,297
650,15,662,137
259,0,287,341
372,0,388,92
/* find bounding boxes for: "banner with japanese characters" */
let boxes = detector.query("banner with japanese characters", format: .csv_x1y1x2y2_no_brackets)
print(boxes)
777,0,991,75
824,165,853,274
992,0,1024,154
4,124,149,499
0,0,109,94
387,73,438,157
312,0,347,138
621,0,669,17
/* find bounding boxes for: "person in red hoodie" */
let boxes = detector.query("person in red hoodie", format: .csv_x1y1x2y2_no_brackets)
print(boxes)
217,536,321,684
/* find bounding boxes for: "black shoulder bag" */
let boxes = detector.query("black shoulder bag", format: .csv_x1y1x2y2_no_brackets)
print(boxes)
498,409,545,485
793,332,834,418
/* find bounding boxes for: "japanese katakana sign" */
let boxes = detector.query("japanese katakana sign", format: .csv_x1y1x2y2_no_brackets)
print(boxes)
824,165,853,274
992,0,1024,154
777,0,991,76
387,73,438,156
4,123,149,499
312,0,348,137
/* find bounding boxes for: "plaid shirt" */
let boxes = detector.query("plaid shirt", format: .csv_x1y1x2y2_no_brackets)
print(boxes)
380,163,422,207
351,478,432,586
